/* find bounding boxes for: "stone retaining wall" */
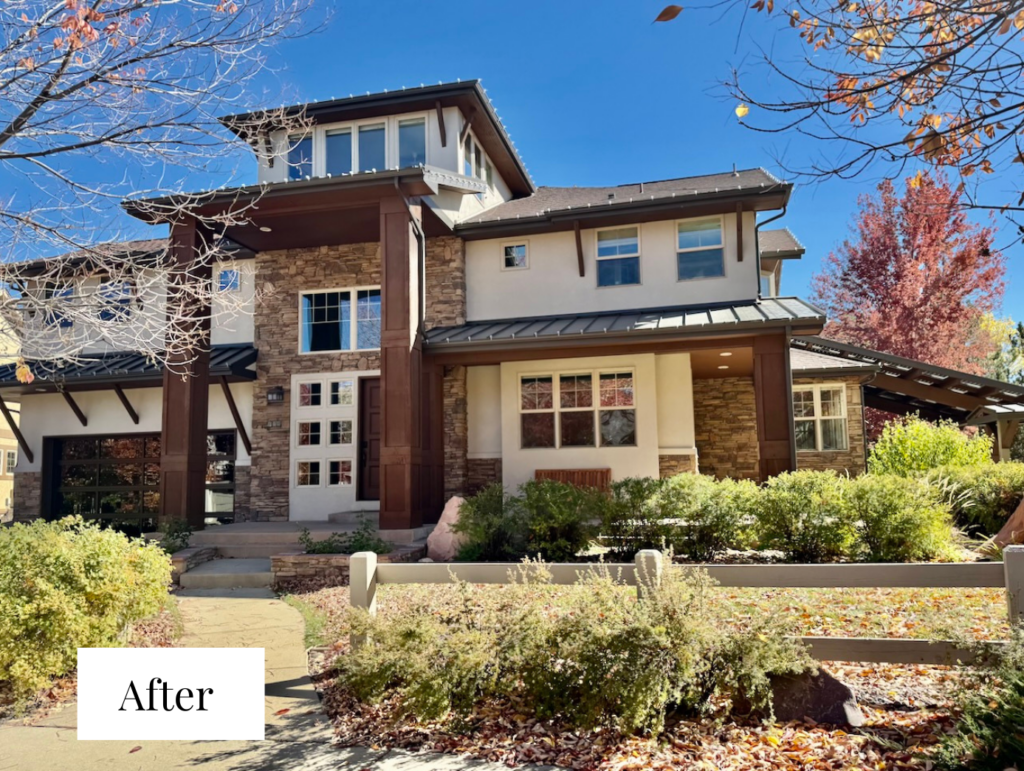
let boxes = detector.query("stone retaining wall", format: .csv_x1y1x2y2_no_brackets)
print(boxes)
169,546,218,584
271,543,427,586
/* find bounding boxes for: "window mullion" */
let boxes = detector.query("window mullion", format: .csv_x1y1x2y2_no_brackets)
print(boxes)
813,387,823,451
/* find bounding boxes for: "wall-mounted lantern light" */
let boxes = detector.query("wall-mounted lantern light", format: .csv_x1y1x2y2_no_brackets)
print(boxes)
267,386,285,404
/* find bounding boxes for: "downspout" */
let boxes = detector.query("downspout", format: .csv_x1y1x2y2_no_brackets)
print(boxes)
753,205,786,299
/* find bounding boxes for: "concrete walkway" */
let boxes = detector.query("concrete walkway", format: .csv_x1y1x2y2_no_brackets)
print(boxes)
0,589,560,771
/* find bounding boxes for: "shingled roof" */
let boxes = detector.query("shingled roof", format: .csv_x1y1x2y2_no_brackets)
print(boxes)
457,168,790,229
759,228,805,259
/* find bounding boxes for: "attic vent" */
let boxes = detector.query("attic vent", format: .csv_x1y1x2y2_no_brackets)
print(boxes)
607,192,615,200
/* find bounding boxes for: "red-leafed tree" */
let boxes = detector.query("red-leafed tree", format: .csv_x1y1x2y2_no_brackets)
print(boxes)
813,172,1006,378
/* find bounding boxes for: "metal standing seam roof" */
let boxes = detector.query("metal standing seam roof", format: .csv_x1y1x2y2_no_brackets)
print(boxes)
423,297,825,348
964,403,1024,426
790,346,879,375
0,345,258,389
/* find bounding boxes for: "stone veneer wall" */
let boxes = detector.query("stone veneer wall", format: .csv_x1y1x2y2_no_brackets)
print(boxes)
12,471,41,523
658,454,698,478
248,237,467,521
443,365,468,500
693,377,761,481
271,542,427,586
232,466,252,522
793,376,867,475
467,458,502,495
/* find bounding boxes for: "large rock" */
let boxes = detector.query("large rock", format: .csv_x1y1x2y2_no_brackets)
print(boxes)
427,496,466,562
735,669,864,726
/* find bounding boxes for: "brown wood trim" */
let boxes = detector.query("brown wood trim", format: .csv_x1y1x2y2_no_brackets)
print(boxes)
113,384,140,425
0,394,33,464
219,376,251,456
736,202,744,262
435,100,447,147
871,373,983,411
574,221,585,277
459,106,476,143
61,390,88,427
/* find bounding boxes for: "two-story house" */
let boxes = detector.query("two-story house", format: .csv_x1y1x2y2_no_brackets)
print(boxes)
4,80,1022,535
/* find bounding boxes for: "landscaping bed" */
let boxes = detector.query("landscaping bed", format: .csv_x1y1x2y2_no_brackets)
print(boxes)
284,580,1009,770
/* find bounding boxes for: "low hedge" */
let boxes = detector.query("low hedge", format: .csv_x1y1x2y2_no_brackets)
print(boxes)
0,517,171,704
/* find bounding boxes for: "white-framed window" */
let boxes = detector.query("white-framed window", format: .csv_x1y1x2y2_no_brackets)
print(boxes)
97,280,135,322
287,134,313,180
502,242,528,270
357,122,386,172
296,460,321,487
218,269,241,293
677,217,725,280
297,420,322,447
793,384,849,452
519,370,637,449
760,269,777,297
596,227,641,287
398,118,426,167
325,127,353,175
330,379,354,406
44,283,74,328
5,450,16,474
328,459,353,487
299,288,381,353
297,382,322,407
329,419,353,445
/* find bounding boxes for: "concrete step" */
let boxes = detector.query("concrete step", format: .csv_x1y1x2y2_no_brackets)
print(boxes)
178,558,273,590
216,544,300,559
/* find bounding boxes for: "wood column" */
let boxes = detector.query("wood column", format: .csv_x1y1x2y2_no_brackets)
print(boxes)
379,196,424,530
420,358,445,523
159,217,212,528
753,332,796,480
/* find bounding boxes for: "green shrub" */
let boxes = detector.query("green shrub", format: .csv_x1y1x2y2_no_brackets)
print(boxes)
158,519,192,554
518,479,602,561
0,517,171,703
936,631,1024,770
600,477,674,560
298,517,392,555
927,462,1024,537
659,475,759,561
452,483,528,561
755,470,856,562
846,474,958,562
338,559,813,734
868,416,993,477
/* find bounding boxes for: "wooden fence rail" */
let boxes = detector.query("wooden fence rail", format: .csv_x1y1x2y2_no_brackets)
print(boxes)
350,545,1024,664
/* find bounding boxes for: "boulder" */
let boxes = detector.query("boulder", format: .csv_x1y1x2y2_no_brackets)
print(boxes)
427,496,466,562
735,669,864,727
993,497,1024,548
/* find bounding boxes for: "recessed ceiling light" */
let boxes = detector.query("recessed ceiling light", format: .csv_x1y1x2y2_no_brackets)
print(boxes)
720,352,733,357
717,365,729,370
259,226,272,233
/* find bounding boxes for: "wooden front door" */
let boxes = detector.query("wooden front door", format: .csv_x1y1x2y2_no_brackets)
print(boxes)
358,377,381,501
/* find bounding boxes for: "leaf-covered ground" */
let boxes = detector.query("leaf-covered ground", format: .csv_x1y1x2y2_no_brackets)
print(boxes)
284,580,1011,770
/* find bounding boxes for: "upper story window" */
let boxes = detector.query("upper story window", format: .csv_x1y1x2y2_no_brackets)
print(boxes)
288,135,313,180
44,284,74,328
398,118,426,166
503,242,528,270
98,280,135,321
793,384,848,452
6,450,16,474
677,217,725,280
357,123,386,171
325,128,353,175
760,271,776,297
300,288,381,353
463,134,473,177
218,269,240,293
596,227,640,287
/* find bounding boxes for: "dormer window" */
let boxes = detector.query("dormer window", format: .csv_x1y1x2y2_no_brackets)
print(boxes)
398,118,426,167
288,135,313,180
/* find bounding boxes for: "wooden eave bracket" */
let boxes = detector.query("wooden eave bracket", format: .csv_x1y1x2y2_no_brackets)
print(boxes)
459,107,477,144
0,394,32,464
574,221,585,277
114,383,140,425
61,389,87,427
436,100,447,147
219,376,252,455
736,202,744,262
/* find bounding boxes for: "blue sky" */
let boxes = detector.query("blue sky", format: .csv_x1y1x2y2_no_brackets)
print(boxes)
30,0,1024,319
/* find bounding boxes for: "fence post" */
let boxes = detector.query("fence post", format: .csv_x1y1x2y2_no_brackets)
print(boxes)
349,551,378,650
1005,545,1024,627
635,549,663,601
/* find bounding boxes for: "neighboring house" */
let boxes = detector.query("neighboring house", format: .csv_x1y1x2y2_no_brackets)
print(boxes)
1,80,1021,532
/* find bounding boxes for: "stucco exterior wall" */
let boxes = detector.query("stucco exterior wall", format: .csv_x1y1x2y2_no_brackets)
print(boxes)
465,212,759,322
793,376,867,475
692,377,761,481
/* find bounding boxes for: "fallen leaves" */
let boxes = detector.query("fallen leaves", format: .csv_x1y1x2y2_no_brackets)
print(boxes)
129,746,142,754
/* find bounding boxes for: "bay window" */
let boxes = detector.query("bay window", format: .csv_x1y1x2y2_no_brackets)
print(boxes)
677,217,725,280
300,288,381,353
520,371,636,449
596,227,641,287
793,384,848,451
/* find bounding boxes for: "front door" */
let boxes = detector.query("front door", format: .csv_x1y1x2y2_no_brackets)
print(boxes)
358,377,381,501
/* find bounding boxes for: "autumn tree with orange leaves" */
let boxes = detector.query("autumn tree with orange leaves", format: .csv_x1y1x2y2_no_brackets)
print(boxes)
813,172,1006,377
656,1,1024,211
